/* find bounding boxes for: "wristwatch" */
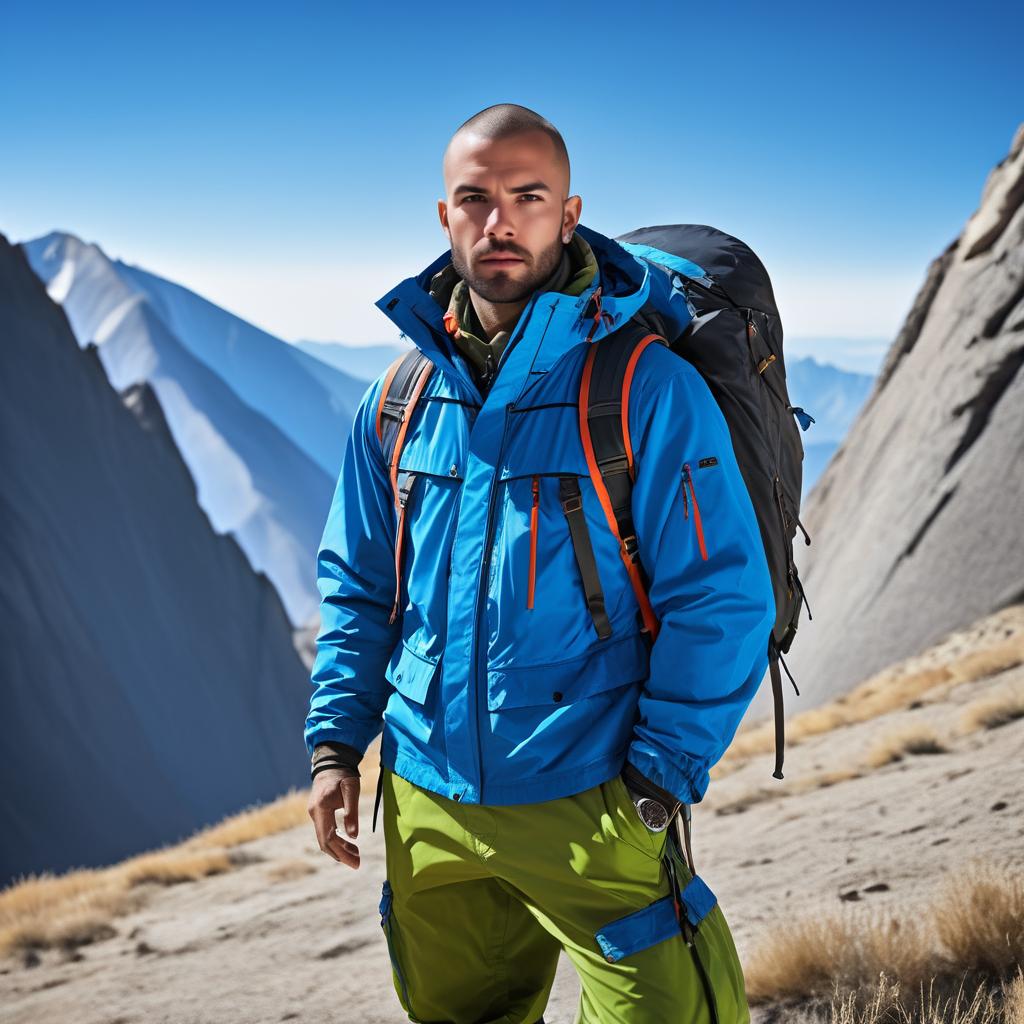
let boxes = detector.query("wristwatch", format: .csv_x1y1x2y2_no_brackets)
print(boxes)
621,763,681,833
631,794,672,832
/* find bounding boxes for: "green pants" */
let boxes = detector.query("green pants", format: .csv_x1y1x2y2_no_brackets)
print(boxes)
378,765,750,1023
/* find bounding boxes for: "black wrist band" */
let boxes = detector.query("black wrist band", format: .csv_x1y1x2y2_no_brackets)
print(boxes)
310,761,359,780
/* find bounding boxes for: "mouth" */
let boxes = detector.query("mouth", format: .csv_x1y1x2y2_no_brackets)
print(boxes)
480,254,525,266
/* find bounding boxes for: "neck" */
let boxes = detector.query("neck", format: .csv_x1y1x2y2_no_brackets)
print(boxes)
468,292,530,341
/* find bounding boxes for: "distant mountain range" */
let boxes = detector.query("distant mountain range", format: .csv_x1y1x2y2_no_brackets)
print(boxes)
785,355,875,497
0,234,311,885
296,338,412,381
23,232,369,626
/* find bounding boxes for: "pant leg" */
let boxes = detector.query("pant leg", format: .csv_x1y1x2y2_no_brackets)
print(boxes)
380,766,561,1024
482,773,751,1024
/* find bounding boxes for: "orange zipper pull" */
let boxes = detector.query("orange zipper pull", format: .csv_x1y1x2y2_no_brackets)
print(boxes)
527,475,540,609
682,464,708,561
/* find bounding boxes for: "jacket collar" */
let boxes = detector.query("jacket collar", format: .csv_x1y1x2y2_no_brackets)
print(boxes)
374,222,653,403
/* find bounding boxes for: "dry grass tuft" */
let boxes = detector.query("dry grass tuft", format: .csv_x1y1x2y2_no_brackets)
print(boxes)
933,863,1024,977
711,786,784,816
865,725,947,768
1004,969,1024,1024
745,909,933,1003
746,859,1023,1017
789,767,864,793
0,871,147,955
959,689,1024,734
825,970,1022,1023
116,849,234,887
178,788,308,850
266,859,317,883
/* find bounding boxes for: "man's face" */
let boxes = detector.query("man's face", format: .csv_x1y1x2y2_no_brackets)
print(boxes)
438,129,581,304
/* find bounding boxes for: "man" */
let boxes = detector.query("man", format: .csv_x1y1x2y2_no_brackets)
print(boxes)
305,103,775,1023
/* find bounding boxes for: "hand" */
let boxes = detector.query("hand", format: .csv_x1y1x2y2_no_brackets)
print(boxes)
307,767,361,869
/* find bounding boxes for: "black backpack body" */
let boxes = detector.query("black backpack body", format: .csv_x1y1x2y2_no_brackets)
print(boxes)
610,224,815,776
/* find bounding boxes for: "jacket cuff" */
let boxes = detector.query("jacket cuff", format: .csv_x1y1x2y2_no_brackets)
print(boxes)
621,759,682,809
625,745,709,805
312,741,363,773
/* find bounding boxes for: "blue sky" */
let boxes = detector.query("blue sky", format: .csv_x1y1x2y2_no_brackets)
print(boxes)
2,1,1021,373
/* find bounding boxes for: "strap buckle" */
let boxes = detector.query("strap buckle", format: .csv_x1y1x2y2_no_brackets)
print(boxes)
397,471,416,508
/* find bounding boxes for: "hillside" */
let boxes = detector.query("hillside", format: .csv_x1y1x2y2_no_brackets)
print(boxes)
0,235,311,885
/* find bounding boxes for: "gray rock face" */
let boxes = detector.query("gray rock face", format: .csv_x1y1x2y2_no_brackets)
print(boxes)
752,123,1024,721
0,236,311,885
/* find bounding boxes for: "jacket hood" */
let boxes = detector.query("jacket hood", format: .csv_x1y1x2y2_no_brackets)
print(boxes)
374,222,692,402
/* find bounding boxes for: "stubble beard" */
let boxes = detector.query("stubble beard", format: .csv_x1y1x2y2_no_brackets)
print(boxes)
452,235,564,305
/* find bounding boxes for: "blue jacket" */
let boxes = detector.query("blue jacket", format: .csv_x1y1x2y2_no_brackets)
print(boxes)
304,223,775,806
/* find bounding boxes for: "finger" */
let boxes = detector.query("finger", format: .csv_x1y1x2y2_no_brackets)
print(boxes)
310,803,343,856
340,775,361,838
326,828,360,868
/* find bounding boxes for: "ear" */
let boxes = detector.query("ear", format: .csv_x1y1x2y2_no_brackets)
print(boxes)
562,195,582,243
437,199,450,239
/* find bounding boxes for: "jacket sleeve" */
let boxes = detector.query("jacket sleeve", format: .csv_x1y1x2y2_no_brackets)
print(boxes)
625,356,776,804
304,374,401,758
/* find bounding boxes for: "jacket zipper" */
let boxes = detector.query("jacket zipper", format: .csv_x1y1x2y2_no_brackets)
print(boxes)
471,402,514,798
681,463,708,561
469,296,552,801
527,475,539,609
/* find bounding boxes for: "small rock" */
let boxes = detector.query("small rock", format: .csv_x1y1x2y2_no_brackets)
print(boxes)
990,801,1008,812
864,882,890,893
840,889,861,902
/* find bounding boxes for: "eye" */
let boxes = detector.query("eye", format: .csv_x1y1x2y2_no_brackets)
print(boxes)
519,194,541,201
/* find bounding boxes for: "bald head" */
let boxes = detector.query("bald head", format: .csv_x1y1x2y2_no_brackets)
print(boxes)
443,103,570,195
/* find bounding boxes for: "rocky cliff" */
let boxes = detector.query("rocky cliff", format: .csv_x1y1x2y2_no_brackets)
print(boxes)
0,235,312,885
754,123,1024,718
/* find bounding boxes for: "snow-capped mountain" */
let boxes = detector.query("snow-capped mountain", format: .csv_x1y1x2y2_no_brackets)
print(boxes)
22,232,368,626
112,262,367,475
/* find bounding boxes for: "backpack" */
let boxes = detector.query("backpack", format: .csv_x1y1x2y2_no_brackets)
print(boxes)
375,223,813,789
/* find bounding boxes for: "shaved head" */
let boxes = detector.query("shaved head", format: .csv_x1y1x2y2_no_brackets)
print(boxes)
443,103,570,194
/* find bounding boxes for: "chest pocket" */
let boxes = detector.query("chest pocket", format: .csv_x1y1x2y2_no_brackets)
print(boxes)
485,402,642,675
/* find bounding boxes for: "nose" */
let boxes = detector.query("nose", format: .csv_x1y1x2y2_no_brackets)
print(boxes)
484,197,516,240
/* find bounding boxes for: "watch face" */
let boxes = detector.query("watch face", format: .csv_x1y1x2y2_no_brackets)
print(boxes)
636,798,670,832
